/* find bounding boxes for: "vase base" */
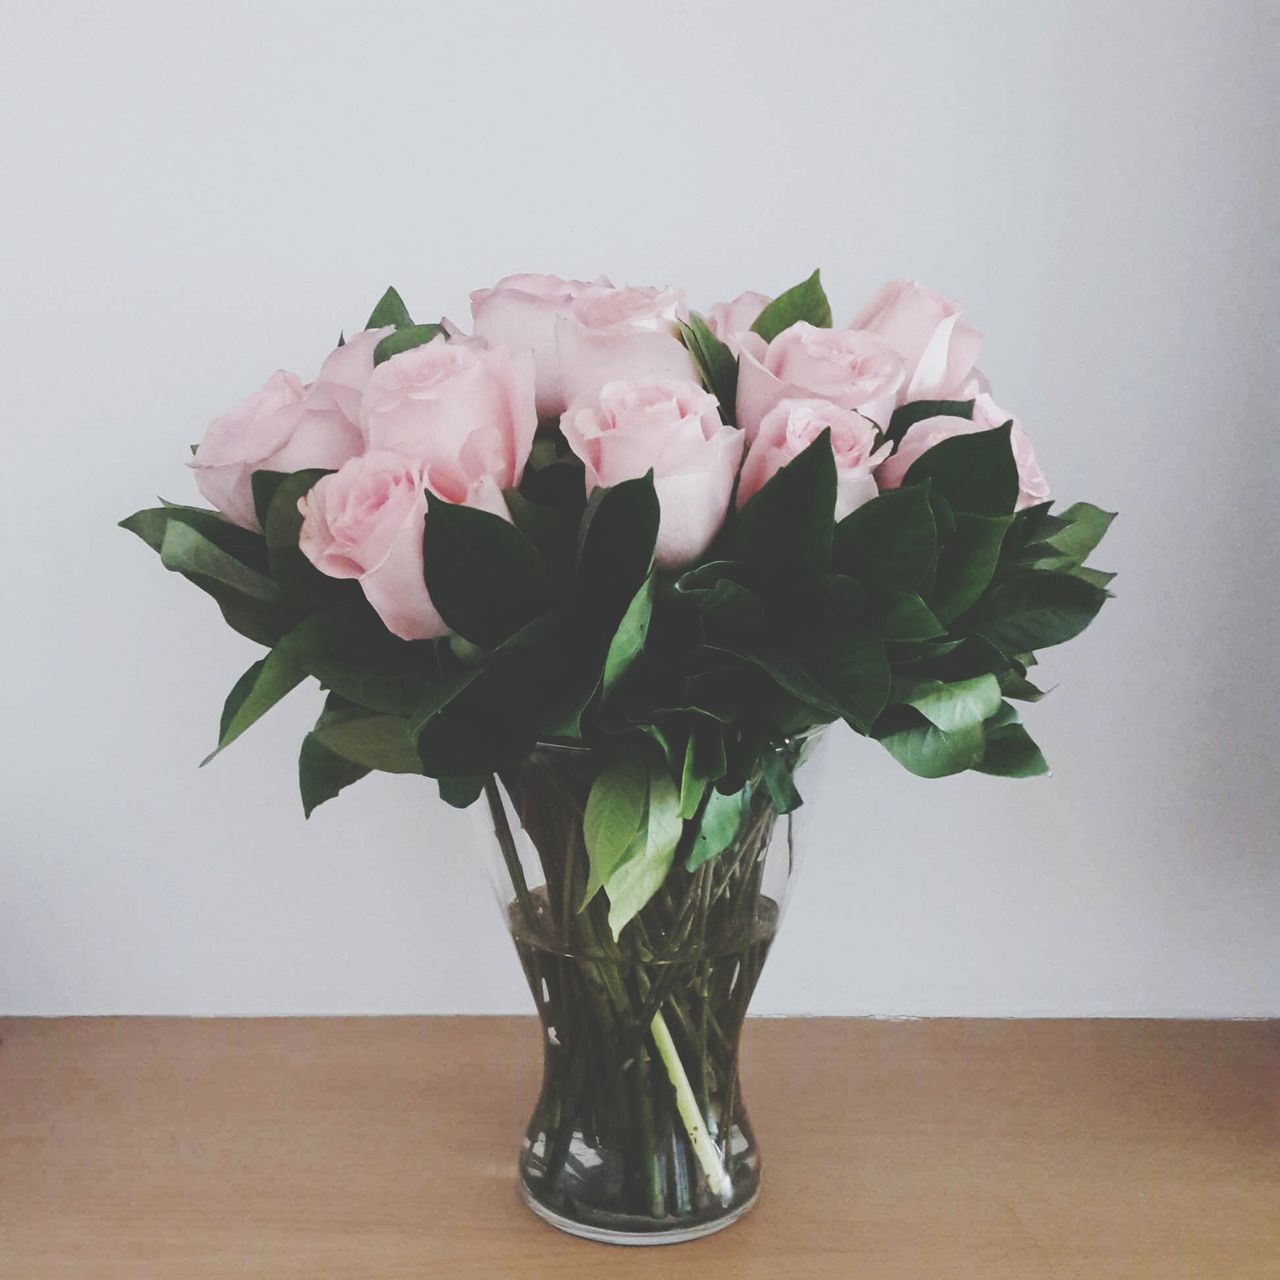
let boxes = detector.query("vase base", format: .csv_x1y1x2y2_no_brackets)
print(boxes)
518,1182,759,1246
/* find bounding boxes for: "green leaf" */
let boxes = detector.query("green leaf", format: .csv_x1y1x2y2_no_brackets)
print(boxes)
1042,502,1116,567
438,776,485,808
373,324,443,366
204,650,307,763
833,484,937,595
299,727,369,818
875,706,985,778
885,398,974,446
312,712,422,773
422,498,560,648
977,704,1050,777
605,752,683,938
254,468,361,606
1000,672,1047,702
159,520,279,601
366,285,413,330
724,429,835,586
121,504,270,569
873,590,944,640
601,573,654,699
1068,566,1117,590
574,474,660,633
678,313,738,423
582,753,649,910
750,269,832,341
761,750,803,813
908,674,1002,734
931,512,1011,622
685,786,746,871
901,422,1018,516
971,570,1109,651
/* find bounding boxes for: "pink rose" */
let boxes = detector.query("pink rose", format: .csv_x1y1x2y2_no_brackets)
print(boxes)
557,285,697,405
704,290,771,355
738,399,890,521
736,322,905,442
470,273,606,419
192,370,364,530
361,334,537,496
561,379,744,570
851,279,982,403
305,327,393,425
875,392,1049,511
298,449,510,641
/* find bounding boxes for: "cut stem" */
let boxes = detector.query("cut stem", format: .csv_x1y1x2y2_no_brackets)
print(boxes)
649,1008,732,1203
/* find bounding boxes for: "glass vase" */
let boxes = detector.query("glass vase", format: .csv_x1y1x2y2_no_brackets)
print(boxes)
479,734,820,1245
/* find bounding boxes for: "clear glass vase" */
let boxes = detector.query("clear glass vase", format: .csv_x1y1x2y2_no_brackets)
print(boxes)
479,734,820,1245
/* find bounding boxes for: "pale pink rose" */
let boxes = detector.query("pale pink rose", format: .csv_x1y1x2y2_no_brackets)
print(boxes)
470,273,605,418
736,323,905,442
361,334,537,496
561,379,744,570
298,449,510,641
738,399,891,521
557,285,697,405
305,327,393,425
851,279,982,403
192,370,363,530
875,393,1049,511
704,290,771,355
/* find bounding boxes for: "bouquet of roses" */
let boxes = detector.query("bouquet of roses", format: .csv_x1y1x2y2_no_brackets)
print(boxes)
122,270,1113,1238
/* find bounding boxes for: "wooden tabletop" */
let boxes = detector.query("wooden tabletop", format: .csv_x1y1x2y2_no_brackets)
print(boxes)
0,1017,1275,1278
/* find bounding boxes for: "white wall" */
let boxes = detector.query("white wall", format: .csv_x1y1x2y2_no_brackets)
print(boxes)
1,0,1276,1017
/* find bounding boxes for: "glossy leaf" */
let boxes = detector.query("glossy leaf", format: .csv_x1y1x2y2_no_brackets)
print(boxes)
366,285,413,329
422,498,560,647
373,324,443,366
685,786,746,871
972,570,1108,652
750,270,832,341
902,423,1018,516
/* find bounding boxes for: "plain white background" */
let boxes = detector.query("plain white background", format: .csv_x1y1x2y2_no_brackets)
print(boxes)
1,0,1276,1017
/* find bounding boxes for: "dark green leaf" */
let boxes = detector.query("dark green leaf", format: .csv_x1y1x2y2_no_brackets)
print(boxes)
931,512,1011,621
977,704,1050,777
750,269,832,341
366,285,413,330
422,498,560,648
438,776,486,808
724,430,835,586
833,484,937,594
373,324,444,366
299,733,369,817
885,398,974,446
678,313,739,423
971,570,1109,652
902,422,1018,516
204,650,307,763
159,521,279,601
1043,502,1116,567
873,590,944,640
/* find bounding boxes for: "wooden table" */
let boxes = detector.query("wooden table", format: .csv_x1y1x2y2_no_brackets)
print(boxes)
0,1017,1275,1278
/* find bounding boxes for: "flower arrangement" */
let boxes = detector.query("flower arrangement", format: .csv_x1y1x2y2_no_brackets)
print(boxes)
122,269,1114,1241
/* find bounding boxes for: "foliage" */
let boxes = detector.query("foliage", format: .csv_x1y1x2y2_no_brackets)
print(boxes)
122,274,1115,939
